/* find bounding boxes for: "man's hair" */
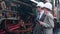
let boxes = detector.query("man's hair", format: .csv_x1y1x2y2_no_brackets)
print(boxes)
37,6,44,9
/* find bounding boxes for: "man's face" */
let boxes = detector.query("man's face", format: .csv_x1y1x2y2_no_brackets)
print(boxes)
37,7,42,12
44,8,49,14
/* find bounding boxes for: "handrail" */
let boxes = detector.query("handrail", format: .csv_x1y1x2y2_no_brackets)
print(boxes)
12,0,36,8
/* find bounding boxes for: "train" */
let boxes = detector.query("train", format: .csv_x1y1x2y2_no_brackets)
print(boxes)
0,0,60,34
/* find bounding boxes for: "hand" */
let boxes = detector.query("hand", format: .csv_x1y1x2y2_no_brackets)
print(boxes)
39,21,43,25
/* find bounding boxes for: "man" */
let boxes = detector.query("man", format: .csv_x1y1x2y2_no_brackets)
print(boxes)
39,2,54,34
33,2,44,34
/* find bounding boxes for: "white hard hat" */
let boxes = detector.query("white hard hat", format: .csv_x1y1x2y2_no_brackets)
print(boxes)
37,2,44,8
44,3,52,10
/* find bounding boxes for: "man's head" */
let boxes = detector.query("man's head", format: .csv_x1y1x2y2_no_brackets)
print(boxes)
44,2,52,13
37,2,44,12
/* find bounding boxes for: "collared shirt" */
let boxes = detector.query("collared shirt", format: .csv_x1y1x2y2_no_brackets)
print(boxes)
39,10,44,19
37,10,44,20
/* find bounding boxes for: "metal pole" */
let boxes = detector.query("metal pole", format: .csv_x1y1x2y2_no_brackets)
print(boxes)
52,0,54,16
57,0,59,21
